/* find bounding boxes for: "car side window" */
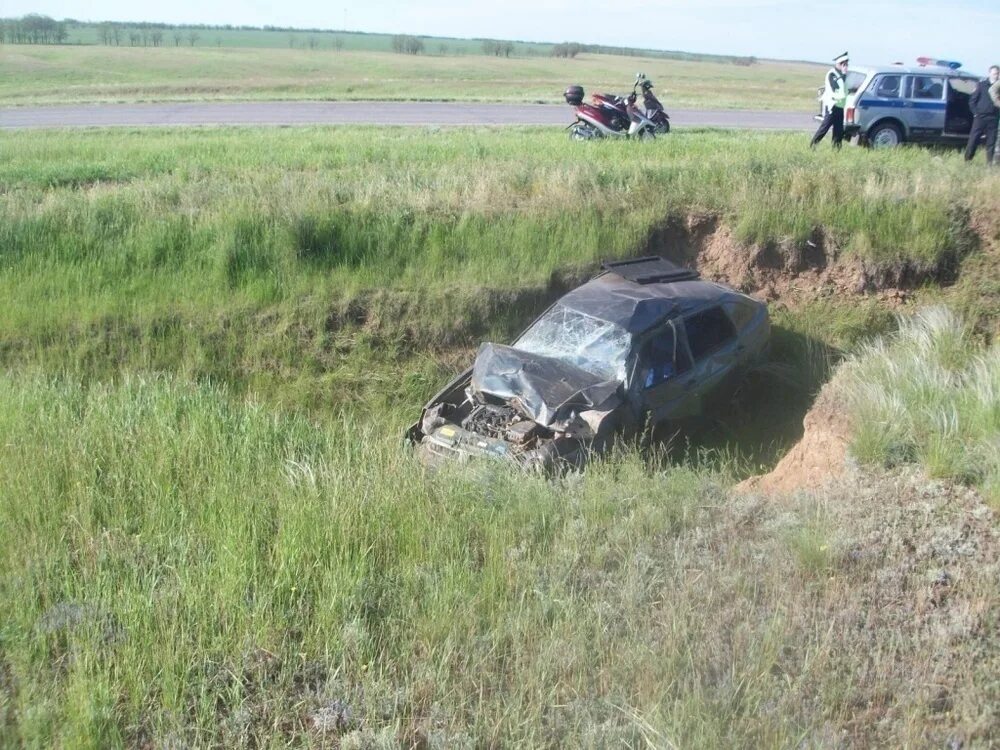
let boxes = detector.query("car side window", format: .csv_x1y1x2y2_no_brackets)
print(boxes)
875,75,901,98
845,71,865,94
683,307,737,361
640,324,691,389
911,76,944,100
723,300,756,332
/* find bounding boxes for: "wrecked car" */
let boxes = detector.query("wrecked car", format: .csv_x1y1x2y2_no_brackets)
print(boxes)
406,256,770,471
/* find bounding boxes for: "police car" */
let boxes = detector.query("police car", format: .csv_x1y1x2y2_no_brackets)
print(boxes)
816,58,979,148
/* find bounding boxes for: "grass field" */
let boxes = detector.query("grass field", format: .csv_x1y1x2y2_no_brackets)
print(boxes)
0,125,997,746
0,125,992,418
840,307,1000,499
0,45,822,109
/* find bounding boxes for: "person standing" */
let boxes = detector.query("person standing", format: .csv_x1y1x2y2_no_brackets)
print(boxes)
964,65,999,165
990,73,1000,164
810,52,850,149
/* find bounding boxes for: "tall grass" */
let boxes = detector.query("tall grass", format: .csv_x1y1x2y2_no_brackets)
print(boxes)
0,126,986,434
2,127,980,428
2,373,996,747
1,127,998,745
838,307,999,501
0,373,753,746
0,128,986,340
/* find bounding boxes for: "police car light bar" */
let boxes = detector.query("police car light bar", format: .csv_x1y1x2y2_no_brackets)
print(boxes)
916,56,962,69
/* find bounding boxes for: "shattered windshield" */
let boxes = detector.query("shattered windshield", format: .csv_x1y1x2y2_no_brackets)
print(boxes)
514,304,632,380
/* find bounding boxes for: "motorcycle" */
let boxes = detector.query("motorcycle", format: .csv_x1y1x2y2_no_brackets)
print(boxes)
637,73,670,135
565,73,670,140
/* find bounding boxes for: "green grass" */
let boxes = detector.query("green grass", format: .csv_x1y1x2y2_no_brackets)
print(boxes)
0,125,988,419
0,125,998,746
0,45,822,109
0,125,990,420
839,307,1000,502
0,126,987,325
1,373,997,747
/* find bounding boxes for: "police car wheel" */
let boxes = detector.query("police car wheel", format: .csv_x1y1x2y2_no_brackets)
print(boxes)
868,122,903,149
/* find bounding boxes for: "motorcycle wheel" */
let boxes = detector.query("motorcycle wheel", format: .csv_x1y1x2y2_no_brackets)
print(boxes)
638,127,656,141
569,123,600,140
655,120,670,135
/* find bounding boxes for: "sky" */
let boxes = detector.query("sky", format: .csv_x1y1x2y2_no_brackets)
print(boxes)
4,0,999,73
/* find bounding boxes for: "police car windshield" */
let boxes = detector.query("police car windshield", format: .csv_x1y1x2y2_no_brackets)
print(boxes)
846,71,866,93
515,304,632,381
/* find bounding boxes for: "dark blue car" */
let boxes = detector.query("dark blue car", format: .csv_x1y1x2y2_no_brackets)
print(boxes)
407,257,770,471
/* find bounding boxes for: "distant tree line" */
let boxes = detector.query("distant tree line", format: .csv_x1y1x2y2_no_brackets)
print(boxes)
0,14,68,44
549,40,757,65
0,15,760,65
551,42,582,58
390,34,424,54
481,39,514,57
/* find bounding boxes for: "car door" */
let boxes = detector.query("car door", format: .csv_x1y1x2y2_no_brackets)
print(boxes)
678,305,741,413
944,76,976,136
860,73,904,125
722,298,768,367
635,320,698,424
905,74,946,137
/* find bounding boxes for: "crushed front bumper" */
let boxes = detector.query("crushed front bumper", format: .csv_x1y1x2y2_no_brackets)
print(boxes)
414,423,587,473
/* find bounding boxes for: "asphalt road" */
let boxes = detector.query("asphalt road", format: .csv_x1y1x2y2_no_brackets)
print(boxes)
0,101,816,131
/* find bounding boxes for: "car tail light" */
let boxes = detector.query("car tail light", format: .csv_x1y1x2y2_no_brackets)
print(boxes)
846,107,856,124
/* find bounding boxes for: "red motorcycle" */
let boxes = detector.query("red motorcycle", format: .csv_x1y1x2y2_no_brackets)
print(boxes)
565,73,670,140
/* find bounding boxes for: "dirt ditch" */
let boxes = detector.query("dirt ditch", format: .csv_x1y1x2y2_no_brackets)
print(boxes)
327,209,988,495
737,379,852,494
642,212,976,308
639,211,988,494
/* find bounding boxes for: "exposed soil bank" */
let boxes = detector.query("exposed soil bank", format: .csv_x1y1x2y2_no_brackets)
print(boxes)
643,211,978,306
331,208,977,351
737,380,852,494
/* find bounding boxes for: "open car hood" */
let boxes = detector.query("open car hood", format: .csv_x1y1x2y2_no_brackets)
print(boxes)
470,343,621,427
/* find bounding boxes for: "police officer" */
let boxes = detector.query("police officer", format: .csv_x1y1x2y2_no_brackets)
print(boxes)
810,52,850,149
964,65,999,165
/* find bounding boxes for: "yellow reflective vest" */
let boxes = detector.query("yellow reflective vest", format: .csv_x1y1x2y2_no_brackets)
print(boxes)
822,68,848,110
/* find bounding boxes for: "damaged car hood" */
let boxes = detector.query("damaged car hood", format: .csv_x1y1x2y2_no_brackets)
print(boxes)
470,343,622,427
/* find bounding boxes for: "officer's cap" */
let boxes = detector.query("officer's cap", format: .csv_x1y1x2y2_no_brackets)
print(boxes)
833,52,849,65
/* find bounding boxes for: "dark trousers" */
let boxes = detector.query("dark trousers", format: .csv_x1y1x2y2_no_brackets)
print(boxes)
964,115,998,164
810,106,844,148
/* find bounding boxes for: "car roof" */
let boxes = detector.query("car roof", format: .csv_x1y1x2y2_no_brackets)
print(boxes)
850,64,977,78
556,263,742,334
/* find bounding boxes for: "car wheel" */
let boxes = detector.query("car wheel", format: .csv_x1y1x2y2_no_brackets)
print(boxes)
867,122,903,149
